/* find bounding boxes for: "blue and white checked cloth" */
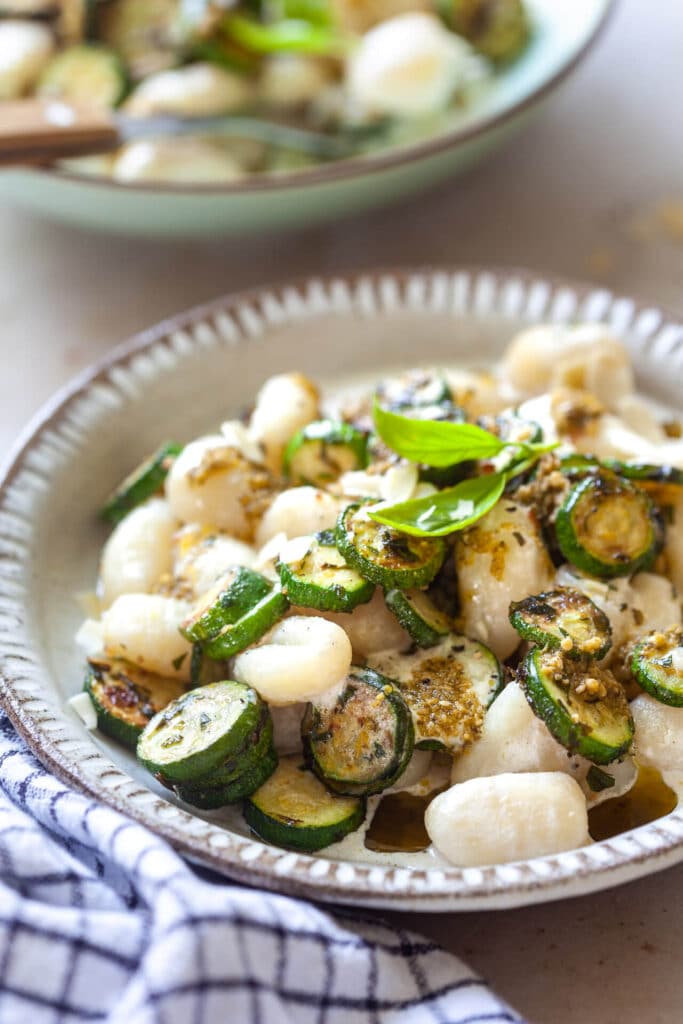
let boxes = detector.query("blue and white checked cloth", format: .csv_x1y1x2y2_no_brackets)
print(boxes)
0,713,525,1024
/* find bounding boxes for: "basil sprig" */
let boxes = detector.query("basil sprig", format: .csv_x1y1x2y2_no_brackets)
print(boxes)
369,401,555,537
373,403,506,466
370,473,507,537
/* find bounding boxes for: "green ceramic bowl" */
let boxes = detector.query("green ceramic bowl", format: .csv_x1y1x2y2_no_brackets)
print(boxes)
0,0,613,237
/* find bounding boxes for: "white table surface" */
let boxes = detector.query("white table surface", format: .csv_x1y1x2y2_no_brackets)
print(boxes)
1,0,682,1020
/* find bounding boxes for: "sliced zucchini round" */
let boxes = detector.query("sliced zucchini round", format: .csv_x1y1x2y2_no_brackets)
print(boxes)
336,502,445,589
603,461,683,488
101,442,182,525
368,634,502,753
383,588,451,648
376,370,453,410
160,708,273,788
631,627,683,707
243,754,366,851
180,567,273,643
302,667,414,795
202,587,289,660
276,533,374,612
418,460,472,489
509,587,612,660
555,470,662,578
200,712,274,786
85,657,185,749
175,746,279,810
37,44,128,107
604,460,683,508
137,681,264,783
519,647,634,764
283,420,368,485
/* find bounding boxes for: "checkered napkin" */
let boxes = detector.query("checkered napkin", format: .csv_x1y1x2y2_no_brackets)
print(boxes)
0,714,524,1024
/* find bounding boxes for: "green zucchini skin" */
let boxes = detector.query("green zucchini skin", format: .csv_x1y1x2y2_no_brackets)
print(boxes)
335,503,445,589
137,681,265,783
37,43,128,107
243,755,366,852
180,567,273,643
84,657,186,749
101,442,182,525
175,746,279,809
603,461,683,488
555,471,662,578
277,533,374,613
376,371,453,410
202,588,289,660
509,587,612,660
631,627,683,707
557,453,602,479
368,635,503,754
383,588,451,648
302,667,414,796
283,420,368,485
519,648,634,764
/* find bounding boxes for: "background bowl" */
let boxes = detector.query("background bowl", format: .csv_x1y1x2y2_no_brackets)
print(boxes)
0,0,613,237
1,265,683,911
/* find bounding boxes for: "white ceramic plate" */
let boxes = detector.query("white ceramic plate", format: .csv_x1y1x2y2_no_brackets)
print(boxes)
0,0,613,237
2,266,683,911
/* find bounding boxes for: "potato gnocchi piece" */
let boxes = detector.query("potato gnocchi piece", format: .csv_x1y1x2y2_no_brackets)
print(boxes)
113,139,244,184
294,588,412,659
631,694,683,776
502,324,634,409
173,524,257,597
248,373,320,474
0,20,54,99
628,573,682,639
166,434,274,539
347,13,477,118
426,772,591,866
255,487,343,547
451,682,580,783
101,593,193,681
124,62,253,117
99,498,175,607
455,500,554,659
452,682,637,807
232,615,352,705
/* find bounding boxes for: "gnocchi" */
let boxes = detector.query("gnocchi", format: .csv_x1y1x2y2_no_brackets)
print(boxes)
426,773,591,867
233,615,352,704
99,498,175,606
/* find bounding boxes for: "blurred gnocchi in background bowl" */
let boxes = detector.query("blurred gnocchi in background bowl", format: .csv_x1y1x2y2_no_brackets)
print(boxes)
0,0,613,235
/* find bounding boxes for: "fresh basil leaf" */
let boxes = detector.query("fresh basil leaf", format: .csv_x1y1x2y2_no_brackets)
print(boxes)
373,401,505,468
368,473,506,537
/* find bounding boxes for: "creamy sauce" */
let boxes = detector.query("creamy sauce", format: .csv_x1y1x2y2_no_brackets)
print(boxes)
588,765,677,841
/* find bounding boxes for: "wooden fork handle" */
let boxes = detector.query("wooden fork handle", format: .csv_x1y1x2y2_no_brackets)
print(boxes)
0,99,119,167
